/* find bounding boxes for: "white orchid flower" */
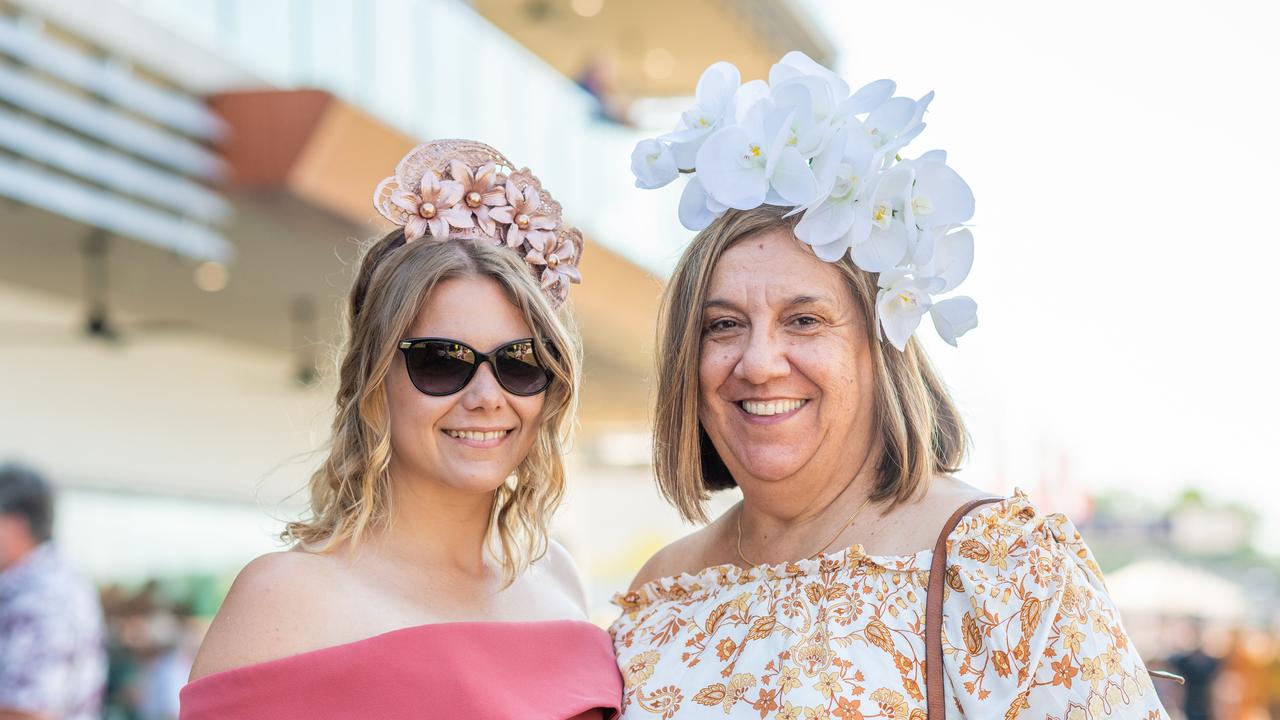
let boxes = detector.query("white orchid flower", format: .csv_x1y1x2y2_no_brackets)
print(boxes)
929,296,978,346
793,127,878,261
661,62,741,169
630,139,679,190
695,100,818,211
850,163,915,272
677,176,727,231
907,151,975,232
865,91,934,163
876,270,943,351
769,77,833,159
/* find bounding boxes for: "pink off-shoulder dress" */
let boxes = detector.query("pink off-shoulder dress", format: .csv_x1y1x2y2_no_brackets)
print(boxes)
179,620,623,719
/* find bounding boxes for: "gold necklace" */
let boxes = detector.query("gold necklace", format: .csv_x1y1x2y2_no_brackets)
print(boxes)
735,495,874,569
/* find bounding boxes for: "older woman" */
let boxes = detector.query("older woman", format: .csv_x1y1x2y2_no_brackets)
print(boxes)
613,54,1169,719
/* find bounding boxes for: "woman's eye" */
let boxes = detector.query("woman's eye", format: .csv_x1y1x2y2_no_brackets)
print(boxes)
706,318,739,332
791,316,819,327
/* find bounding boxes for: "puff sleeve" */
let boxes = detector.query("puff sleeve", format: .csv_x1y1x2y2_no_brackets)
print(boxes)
939,493,1169,719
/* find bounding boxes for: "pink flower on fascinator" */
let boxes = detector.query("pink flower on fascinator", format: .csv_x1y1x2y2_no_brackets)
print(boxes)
527,232,582,300
451,160,508,237
390,170,471,241
490,181,557,250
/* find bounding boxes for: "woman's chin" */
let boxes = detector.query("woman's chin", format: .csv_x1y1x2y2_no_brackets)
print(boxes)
733,454,813,485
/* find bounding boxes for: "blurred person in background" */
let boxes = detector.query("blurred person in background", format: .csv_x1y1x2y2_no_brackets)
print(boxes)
613,53,1171,718
1169,619,1223,720
0,463,107,720
179,140,622,719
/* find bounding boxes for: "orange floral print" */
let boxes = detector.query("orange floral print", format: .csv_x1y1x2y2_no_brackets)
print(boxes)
610,490,1169,719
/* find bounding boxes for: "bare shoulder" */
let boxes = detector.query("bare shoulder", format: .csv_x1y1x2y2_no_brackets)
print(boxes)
627,521,723,592
868,477,1001,554
922,476,1001,514
188,550,347,682
539,539,590,615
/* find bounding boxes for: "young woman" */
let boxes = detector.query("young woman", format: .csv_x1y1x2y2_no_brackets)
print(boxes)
180,140,621,719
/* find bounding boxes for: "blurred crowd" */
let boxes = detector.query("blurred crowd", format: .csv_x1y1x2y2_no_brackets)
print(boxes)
99,582,201,720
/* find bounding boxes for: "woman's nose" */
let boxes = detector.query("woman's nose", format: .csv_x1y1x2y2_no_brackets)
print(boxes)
460,361,506,410
735,327,790,385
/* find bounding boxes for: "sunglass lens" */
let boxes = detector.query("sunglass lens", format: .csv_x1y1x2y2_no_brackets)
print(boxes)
405,341,475,395
494,341,551,395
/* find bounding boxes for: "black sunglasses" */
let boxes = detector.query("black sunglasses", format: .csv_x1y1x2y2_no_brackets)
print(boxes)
397,337,553,396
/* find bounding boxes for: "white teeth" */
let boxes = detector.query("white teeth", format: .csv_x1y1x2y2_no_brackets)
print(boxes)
445,430,509,441
741,399,805,416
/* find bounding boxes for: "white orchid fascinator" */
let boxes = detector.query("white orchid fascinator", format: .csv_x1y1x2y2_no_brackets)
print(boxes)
631,52,977,350
374,139,584,307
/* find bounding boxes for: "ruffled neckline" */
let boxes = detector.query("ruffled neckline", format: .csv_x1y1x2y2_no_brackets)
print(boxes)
614,489,1038,612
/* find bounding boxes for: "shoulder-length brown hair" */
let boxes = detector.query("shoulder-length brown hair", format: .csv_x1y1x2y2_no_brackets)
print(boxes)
284,230,581,582
653,205,967,524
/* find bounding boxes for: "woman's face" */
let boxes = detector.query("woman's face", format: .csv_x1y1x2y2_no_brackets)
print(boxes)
698,229,877,489
387,276,546,496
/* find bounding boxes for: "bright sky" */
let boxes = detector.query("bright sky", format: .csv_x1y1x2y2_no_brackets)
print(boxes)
783,0,1280,544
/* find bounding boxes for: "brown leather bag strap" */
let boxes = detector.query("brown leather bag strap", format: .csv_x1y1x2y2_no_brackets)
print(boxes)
925,497,1004,719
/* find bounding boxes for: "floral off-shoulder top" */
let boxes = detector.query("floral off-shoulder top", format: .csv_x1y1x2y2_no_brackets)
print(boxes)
609,490,1168,720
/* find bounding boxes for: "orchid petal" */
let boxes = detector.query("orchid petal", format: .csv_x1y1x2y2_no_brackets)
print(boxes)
795,199,856,248
867,97,917,139
918,228,974,292
678,176,719,230
912,161,975,228
844,79,896,115
769,146,818,206
696,62,740,114
732,80,771,123
810,233,852,262
852,221,909,273
930,296,978,346
770,51,850,101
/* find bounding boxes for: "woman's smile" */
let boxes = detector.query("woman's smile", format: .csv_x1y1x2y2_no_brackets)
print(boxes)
735,398,809,424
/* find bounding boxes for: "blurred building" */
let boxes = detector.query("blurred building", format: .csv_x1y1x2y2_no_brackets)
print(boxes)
0,0,832,619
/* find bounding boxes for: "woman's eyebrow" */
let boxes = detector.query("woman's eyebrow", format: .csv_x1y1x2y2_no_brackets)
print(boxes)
786,294,835,308
702,298,741,312
703,295,833,312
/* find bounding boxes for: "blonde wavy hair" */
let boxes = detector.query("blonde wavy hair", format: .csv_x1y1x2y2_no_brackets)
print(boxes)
285,230,581,582
654,205,968,524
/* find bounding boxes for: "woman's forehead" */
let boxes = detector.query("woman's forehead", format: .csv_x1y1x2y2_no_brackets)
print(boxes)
409,276,532,342
707,230,850,308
